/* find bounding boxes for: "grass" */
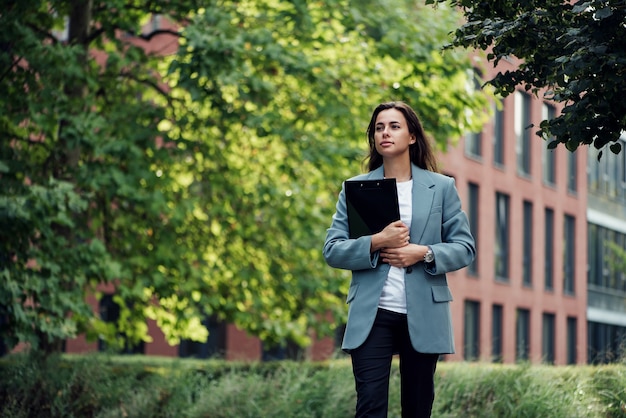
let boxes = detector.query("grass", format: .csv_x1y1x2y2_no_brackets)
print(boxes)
0,353,624,417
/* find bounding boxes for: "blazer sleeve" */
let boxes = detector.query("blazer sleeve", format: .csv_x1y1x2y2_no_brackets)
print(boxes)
323,182,380,271
425,176,476,275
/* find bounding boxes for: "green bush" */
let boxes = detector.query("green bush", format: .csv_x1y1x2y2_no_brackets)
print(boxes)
0,353,624,418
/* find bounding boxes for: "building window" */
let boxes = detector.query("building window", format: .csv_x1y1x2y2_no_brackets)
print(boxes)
588,223,626,292
588,136,626,200
516,308,531,362
567,316,577,365
465,69,483,159
467,182,479,276
542,312,556,364
465,131,482,158
464,300,481,361
567,151,578,193
493,103,505,166
587,223,599,286
522,200,533,287
495,192,510,281
563,215,576,295
541,104,556,185
179,315,226,359
152,14,163,31
262,340,304,361
621,139,626,197
588,321,626,364
515,91,532,177
98,294,144,354
492,304,503,363
611,232,626,292
544,208,555,291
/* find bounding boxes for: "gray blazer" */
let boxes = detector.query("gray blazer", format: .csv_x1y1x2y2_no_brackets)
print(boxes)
323,164,475,354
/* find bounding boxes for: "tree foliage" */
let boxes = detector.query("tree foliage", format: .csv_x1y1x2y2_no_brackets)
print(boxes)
428,0,626,157
0,0,489,354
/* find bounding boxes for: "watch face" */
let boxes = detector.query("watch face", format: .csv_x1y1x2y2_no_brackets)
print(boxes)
425,251,434,263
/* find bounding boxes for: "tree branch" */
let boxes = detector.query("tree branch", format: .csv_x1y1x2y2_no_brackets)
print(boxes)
0,55,23,84
137,29,182,41
118,71,178,108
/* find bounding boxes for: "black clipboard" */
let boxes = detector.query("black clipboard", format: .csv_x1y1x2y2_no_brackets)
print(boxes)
345,178,400,239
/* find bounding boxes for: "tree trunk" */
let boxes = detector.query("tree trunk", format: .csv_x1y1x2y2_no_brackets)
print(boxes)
42,0,93,357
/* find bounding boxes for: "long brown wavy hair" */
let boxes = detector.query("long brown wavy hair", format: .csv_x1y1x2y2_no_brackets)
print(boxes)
365,101,439,173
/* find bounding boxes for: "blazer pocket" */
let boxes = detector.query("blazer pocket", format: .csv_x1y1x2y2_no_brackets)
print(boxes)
431,285,453,303
346,283,359,304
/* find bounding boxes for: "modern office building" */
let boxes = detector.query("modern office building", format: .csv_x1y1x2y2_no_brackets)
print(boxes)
586,133,626,363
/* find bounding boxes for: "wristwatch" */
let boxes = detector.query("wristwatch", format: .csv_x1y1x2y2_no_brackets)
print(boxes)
424,246,434,263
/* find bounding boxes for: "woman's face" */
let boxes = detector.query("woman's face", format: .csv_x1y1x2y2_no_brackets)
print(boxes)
373,108,415,159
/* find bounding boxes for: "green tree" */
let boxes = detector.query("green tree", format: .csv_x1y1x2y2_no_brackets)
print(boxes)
0,0,489,354
427,0,626,157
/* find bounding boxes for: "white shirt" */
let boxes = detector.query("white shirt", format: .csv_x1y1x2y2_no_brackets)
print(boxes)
378,179,413,314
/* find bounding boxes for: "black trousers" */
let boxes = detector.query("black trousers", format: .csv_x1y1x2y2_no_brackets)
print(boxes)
350,308,439,418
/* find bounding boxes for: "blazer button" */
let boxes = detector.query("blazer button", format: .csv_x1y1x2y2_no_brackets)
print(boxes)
406,267,413,273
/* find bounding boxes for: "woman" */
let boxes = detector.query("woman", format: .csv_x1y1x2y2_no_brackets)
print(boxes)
323,101,475,417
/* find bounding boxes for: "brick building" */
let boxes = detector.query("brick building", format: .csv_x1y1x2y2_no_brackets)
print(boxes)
438,57,588,364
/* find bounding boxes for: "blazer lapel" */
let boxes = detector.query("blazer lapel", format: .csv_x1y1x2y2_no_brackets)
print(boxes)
410,165,435,243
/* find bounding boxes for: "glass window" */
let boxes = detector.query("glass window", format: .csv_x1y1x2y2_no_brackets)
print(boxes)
621,138,626,199
465,69,483,158
464,300,481,361
545,208,555,290
493,103,505,166
542,312,556,364
465,131,482,158
590,225,626,292
567,150,578,193
587,223,603,288
588,321,626,364
589,147,600,192
608,150,618,198
495,192,510,280
567,316,577,365
492,304,503,363
515,91,532,176
523,201,533,287
468,183,479,276
179,315,226,359
262,340,304,361
563,215,576,294
516,308,531,361
541,104,556,185
98,294,144,354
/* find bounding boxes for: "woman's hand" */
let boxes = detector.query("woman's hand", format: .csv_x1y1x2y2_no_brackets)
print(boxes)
370,220,409,252
380,245,426,268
